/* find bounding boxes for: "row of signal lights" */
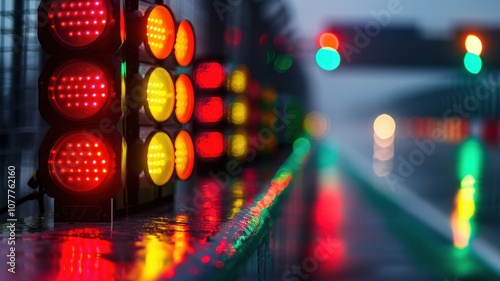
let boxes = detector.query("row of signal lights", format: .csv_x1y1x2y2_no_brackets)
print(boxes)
36,0,205,221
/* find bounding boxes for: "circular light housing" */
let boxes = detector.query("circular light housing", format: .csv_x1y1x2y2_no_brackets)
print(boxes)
145,67,175,122
145,5,175,60
48,60,110,121
175,74,195,124
48,0,110,48
175,20,195,67
175,131,194,180
146,132,175,186
49,132,113,193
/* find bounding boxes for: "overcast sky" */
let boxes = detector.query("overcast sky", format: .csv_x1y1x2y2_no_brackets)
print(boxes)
288,0,500,37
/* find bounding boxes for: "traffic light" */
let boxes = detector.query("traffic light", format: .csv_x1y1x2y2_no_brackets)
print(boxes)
38,0,198,221
316,32,341,71
121,3,198,209
191,59,228,166
464,34,483,74
38,0,127,222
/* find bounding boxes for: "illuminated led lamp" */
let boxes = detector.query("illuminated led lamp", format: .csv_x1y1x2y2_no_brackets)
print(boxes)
143,67,175,122
39,128,124,197
228,130,248,159
175,131,194,180
144,131,175,186
195,132,225,159
319,32,339,49
174,20,195,67
227,97,248,125
224,27,242,46
194,96,225,123
465,34,482,56
226,65,249,94
175,74,195,124
38,57,123,126
143,4,176,60
193,62,225,89
38,0,125,54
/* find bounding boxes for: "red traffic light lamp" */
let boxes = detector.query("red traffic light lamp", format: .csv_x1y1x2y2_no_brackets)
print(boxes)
38,128,125,221
38,56,124,126
38,0,125,54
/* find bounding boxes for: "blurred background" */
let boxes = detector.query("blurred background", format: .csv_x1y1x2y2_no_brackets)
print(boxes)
1,0,500,280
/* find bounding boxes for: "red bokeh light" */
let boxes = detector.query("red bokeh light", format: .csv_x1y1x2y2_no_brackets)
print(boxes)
193,62,225,89
319,32,339,49
224,27,242,45
48,60,109,121
195,132,225,158
49,132,113,193
49,0,109,47
195,97,224,123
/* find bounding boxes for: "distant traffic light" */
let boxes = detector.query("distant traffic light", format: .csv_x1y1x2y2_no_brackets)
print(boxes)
195,96,225,124
195,131,226,159
464,34,482,74
316,32,341,71
193,61,226,89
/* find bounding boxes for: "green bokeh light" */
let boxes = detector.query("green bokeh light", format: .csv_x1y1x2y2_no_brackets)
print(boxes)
464,52,482,74
316,47,341,71
274,53,293,73
457,137,484,180
265,49,275,65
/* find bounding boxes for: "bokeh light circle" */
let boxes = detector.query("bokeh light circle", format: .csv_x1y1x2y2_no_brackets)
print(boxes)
374,114,396,139
316,47,341,71
304,111,331,139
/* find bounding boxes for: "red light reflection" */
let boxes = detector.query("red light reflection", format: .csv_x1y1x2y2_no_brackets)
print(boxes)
56,228,114,281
